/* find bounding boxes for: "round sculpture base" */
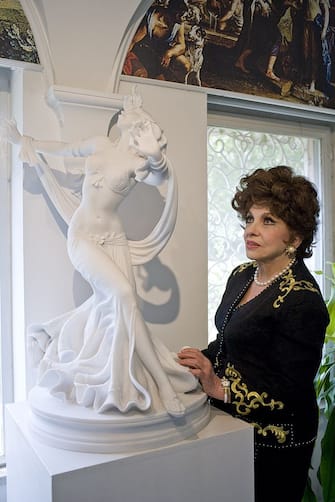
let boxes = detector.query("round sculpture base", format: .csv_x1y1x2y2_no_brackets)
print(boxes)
28,386,211,453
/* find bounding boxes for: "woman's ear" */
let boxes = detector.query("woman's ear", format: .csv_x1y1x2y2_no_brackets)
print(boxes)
292,234,303,250
294,235,303,247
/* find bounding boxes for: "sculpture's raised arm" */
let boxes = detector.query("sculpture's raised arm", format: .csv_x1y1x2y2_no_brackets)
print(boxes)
2,118,101,163
1,118,87,224
129,119,168,186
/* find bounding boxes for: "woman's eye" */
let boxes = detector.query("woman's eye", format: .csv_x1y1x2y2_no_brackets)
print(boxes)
245,215,253,224
264,217,275,224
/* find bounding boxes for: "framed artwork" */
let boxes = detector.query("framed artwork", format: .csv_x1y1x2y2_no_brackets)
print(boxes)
0,0,39,64
122,0,335,110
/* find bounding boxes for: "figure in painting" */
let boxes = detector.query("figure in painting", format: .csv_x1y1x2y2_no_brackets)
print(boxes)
234,0,297,80
123,3,191,81
302,0,334,98
2,87,198,417
217,0,244,36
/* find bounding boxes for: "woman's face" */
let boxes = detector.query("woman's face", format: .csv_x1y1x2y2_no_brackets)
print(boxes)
243,205,301,264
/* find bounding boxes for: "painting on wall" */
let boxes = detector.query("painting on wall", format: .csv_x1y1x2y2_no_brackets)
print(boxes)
0,0,39,64
122,0,335,110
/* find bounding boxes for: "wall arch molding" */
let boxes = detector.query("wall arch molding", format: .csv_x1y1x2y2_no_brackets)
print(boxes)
20,0,55,89
107,0,153,94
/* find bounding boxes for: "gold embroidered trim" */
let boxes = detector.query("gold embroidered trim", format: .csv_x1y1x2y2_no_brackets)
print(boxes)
233,262,255,275
253,423,289,444
225,364,284,416
273,270,319,308
232,263,319,309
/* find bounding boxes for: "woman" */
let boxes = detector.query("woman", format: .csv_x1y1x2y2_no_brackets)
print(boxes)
178,166,329,501
3,89,198,417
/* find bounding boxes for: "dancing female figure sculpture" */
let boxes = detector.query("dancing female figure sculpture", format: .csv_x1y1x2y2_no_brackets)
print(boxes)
3,88,198,417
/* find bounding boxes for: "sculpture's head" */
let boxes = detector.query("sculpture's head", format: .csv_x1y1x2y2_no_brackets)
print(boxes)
107,86,167,150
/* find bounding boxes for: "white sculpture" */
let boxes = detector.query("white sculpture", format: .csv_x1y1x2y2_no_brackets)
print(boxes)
3,88,199,419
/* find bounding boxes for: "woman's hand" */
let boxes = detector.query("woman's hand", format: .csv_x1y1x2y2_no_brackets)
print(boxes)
129,120,161,160
177,347,223,398
0,119,22,145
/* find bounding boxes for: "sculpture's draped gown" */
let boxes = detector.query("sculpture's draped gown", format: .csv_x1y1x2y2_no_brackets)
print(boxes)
21,136,198,414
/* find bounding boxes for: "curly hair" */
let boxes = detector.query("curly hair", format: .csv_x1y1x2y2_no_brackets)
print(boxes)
231,166,320,259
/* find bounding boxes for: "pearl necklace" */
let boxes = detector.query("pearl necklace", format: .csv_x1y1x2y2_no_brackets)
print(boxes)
254,258,295,287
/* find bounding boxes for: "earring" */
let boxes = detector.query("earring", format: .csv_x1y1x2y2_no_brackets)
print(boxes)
285,245,296,258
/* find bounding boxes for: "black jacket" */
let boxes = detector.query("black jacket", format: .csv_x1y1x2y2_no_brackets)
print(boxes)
203,259,329,448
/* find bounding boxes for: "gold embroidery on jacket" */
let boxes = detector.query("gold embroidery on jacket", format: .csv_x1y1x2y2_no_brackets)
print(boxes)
253,423,289,444
233,262,256,275
225,364,284,416
273,270,319,308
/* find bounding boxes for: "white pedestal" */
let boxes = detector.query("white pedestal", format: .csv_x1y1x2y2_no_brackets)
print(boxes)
28,386,211,453
6,402,254,502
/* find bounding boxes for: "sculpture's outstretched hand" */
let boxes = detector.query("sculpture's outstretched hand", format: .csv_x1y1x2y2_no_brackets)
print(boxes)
129,120,161,160
0,119,22,145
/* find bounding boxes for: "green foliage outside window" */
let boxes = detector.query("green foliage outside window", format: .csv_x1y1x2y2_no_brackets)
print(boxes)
303,263,335,502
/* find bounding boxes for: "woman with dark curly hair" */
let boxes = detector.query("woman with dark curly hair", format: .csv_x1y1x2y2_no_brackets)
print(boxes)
179,165,329,501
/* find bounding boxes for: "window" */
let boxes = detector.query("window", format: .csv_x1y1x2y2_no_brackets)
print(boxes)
208,114,333,342
0,67,14,464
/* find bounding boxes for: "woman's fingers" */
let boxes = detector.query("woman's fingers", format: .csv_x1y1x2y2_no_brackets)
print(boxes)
178,347,212,376
177,346,223,398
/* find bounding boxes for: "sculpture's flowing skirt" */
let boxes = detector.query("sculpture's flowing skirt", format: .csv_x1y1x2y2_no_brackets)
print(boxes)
28,231,198,413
